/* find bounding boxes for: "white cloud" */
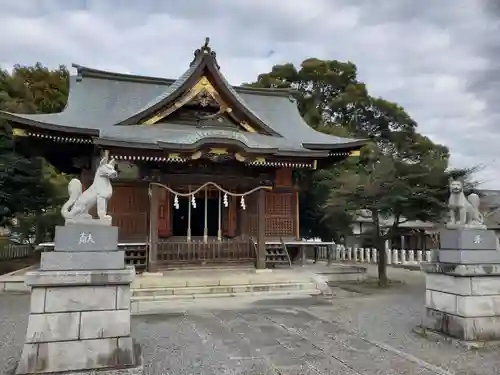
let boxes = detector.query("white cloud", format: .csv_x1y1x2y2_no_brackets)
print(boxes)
0,0,498,187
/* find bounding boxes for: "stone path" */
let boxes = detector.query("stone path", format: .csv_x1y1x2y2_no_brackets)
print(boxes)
1,267,499,374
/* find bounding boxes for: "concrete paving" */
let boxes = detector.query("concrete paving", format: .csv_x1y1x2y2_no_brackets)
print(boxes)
1,266,499,374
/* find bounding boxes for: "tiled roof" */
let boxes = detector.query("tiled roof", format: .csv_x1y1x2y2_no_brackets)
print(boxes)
0,42,365,153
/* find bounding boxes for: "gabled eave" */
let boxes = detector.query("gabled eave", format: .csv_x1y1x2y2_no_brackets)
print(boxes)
93,137,162,150
302,139,368,151
0,111,98,136
117,43,281,137
92,136,331,158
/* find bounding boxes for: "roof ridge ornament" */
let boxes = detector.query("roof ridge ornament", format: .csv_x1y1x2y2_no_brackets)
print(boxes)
190,37,219,68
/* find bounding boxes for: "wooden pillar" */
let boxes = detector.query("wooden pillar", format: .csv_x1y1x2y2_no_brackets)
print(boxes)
80,169,93,190
256,189,266,269
203,187,208,243
148,184,159,272
295,190,300,240
217,190,222,241
158,188,172,238
187,186,192,241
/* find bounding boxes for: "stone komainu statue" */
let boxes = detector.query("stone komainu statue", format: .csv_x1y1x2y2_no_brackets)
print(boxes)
61,156,118,225
447,178,485,228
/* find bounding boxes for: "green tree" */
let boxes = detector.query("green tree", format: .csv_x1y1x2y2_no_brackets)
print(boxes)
324,143,476,286
0,63,68,114
247,59,423,242
0,63,69,237
247,58,417,144
0,131,41,226
249,58,478,286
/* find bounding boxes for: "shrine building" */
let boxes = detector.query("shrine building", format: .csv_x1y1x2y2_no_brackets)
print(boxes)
1,39,364,271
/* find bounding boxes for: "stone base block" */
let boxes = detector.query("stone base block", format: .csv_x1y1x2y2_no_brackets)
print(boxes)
438,249,500,264
426,289,500,316
24,309,131,343
425,272,500,296
40,250,125,271
413,325,500,350
421,262,500,276
65,217,113,227
16,337,143,374
422,307,500,341
16,262,140,374
440,228,497,250
30,284,130,313
423,264,500,341
25,267,135,287
54,224,118,251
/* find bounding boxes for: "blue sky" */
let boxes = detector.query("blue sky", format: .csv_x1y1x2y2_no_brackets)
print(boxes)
1,0,499,187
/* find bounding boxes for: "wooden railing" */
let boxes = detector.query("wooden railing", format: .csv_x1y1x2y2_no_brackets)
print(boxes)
156,237,256,265
0,244,34,260
121,243,148,270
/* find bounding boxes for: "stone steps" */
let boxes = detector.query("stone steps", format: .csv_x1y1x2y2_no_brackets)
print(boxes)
131,280,320,314
132,281,318,297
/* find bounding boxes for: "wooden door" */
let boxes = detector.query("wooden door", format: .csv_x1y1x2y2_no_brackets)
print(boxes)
108,185,149,241
222,195,237,237
158,188,172,238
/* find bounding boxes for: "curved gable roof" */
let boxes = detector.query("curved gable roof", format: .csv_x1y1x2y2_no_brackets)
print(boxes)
1,39,365,152
117,43,280,136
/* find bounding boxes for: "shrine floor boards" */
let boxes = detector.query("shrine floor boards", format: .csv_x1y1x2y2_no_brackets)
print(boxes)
1,266,498,375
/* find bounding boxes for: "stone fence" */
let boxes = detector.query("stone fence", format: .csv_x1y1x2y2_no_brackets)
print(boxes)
0,244,34,260
315,245,434,266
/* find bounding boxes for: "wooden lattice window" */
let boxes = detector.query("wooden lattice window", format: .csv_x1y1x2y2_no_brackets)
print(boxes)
265,192,294,237
243,191,297,238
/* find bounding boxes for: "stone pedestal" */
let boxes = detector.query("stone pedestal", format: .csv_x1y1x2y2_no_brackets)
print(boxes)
438,228,500,264
420,228,500,343
16,225,143,374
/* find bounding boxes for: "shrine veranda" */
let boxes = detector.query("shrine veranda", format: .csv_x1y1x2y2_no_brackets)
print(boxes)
1,40,364,271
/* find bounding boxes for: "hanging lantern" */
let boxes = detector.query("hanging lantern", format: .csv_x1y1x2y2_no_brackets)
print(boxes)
173,194,179,210
191,194,196,208
223,193,229,207
240,196,246,210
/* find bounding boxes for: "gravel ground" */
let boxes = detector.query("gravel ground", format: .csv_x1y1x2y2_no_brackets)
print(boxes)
1,267,499,374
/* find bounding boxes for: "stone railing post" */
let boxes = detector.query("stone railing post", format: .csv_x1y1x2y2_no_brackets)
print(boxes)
408,249,415,263
365,248,371,263
400,249,407,264
393,248,399,264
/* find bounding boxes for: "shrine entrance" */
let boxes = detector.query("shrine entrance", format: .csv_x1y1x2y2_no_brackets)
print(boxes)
149,182,269,268
172,196,220,238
